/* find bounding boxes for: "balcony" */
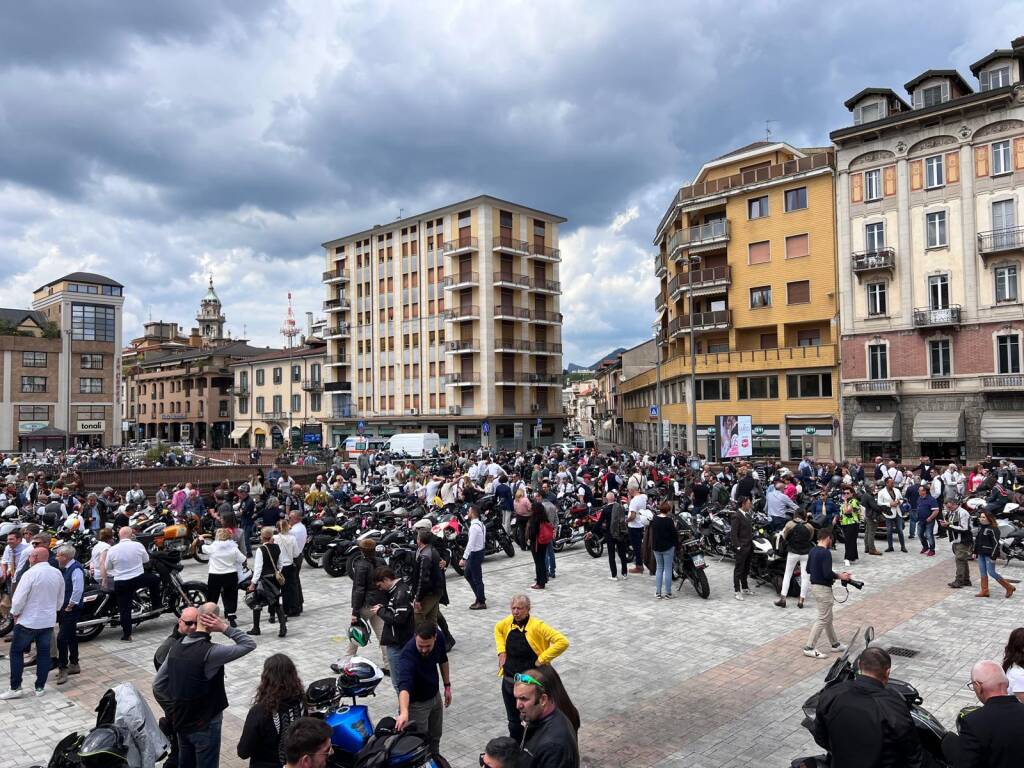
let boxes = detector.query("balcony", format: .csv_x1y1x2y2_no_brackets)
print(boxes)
442,305,481,321
655,294,666,314
851,248,896,276
323,324,350,339
494,338,531,353
493,271,530,289
655,253,667,278
528,276,560,293
529,309,562,324
668,220,731,261
978,226,1024,259
668,265,731,299
668,310,732,335
844,380,901,397
493,305,531,321
322,268,351,283
324,355,351,366
492,236,530,255
259,411,288,421
441,236,479,255
323,298,350,313
912,305,962,328
494,372,562,386
446,339,480,354
445,372,481,386
528,242,561,262
229,385,249,398
443,272,480,290
301,380,322,392
329,407,357,419
982,374,1024,391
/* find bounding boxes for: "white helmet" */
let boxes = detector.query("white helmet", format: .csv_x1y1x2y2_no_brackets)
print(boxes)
2,504,18,520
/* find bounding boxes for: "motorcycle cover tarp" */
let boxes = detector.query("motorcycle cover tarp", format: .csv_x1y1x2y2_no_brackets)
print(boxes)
106,682,170,768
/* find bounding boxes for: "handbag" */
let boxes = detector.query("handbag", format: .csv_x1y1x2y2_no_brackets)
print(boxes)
262,544,286,586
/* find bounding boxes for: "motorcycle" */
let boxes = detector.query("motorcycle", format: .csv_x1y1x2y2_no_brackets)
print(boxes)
747,510,788,592
76,549,208,641
792,625,951,767
552,503,593,553
698,505,733,559
672,512,710,599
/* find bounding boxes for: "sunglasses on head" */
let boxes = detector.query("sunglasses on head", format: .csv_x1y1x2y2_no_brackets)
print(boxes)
513,672,545,689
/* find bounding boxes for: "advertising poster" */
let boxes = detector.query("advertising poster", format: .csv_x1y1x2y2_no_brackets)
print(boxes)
718,414,752,458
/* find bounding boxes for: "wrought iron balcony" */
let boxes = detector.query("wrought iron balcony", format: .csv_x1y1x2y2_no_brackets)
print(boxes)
912,305,962,328
851,248,896,275
493,272,530,288
444,372,481,385
322,268,351,283
443,305,481,320
978,226,1024,258
492,236,531,254
442,272,479,289
528,242,561,261
301,380,322,392
441,236,479,254
445,339,480,354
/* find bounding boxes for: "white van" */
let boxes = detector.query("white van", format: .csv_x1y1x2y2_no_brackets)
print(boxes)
385,432,441,458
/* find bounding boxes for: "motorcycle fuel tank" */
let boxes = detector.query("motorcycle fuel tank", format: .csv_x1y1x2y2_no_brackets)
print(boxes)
325,705,374,754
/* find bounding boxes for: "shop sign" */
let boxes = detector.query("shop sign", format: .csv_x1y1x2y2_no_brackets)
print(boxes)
18,421,48,434
804,426,817,435
753,425,765,436
76,420,105,433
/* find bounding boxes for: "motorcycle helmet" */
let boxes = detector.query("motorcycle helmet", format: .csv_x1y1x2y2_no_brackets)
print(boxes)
333,656,383,698
2,504,17,520
348,617,371,647
305,677,341,713
78,725,129,768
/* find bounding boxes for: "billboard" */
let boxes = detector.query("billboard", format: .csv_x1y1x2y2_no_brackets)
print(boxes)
718,415,752,458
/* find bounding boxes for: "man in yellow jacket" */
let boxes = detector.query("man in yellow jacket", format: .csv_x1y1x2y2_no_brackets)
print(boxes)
493,594,569,741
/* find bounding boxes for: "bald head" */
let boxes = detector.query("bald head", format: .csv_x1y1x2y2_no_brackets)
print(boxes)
29,546,49,565
118,526,133,541
197,602,220,618
970,660,1009,703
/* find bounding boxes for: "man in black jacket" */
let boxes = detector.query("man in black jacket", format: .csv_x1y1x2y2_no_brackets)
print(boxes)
943,659,1024,767
152,607,199,768
731,496,754,601
372,567,414,693
515,667,579,768
346,539,388,672
813,647,925,767
411,530,444,628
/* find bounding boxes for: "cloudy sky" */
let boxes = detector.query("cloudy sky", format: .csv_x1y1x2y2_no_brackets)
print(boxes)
0,1,1019,366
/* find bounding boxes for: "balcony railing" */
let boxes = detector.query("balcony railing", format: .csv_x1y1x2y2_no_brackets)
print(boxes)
494,372,562,385
655,253,667,277
978,226,1024,256
441,236,479,254
229,385,249,398
668,220,730,260
322,268,351,282
848,380,901,395
668,310,732,335
324,355,350,365
529,277,560,293
530,309,562,323
493,272,530,287
982,374,1024,390
301,380,322,392
323,298,350,311
323,325,350,338
445,372,481,385
443,305,481,320
655,294,666,314
913,305,962,328
259,411,288,421
528,242,561,261
851,248,896,274
446,339,479,353
492,236,530,253
330,408,356,419
443,272,479,288
669,265,731,297
493,305,530,320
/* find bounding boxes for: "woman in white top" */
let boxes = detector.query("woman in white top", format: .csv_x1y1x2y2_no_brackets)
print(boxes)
89,528,114,582
1002,627,1024,703
274,520,301,617
202,529,247,626
248,475,265,499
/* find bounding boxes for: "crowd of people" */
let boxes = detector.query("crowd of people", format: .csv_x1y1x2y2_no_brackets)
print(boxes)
2,442,1024,766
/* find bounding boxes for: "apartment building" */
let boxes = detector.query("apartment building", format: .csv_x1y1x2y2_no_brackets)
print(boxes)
834,37,1024,461
0,272,124,451
623,143,840,460
229,341,327,449
320,195,567,449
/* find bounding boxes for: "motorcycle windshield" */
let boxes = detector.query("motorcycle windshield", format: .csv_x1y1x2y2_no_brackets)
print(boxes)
824,625,869,685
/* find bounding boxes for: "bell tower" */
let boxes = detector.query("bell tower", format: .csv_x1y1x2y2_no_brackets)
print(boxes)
196,275,226,344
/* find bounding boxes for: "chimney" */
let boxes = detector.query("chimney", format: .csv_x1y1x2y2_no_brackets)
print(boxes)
306,312,313,338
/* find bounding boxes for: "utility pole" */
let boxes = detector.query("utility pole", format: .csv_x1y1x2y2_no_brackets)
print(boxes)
281,292,300,450
688,254,702,459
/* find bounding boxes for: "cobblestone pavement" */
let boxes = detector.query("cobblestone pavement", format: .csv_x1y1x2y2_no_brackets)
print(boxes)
1,538,1021,768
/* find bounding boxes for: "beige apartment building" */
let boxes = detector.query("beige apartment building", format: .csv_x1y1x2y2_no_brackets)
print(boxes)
321,195,567,449
229,341,327,449
0,272,124,451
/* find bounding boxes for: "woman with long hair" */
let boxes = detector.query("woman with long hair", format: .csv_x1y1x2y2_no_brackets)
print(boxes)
526,501,551,590
237,653,307,768
275,519,301,617
248,526,286,637
202,528,246,627
975,509,1015,598
1001,627,1024,702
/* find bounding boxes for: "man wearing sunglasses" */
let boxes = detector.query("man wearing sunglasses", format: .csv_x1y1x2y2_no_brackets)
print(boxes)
513,669,578,768
152,607,199,768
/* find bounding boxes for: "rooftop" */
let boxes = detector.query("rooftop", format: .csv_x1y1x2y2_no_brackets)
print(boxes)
0,307,49,328
35,272,123,292
138,340,269,368
902,69,973,94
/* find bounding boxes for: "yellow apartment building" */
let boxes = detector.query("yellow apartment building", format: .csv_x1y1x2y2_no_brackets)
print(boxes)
622,141,841,460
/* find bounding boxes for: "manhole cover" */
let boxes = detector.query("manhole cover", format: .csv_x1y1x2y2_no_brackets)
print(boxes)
887,646,919,658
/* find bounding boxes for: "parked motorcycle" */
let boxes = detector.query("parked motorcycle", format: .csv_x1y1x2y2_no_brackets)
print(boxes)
672,512,710,599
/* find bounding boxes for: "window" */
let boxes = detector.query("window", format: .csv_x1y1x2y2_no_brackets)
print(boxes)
77,405,105,420
786,373,832,398
79,377,103,394
998,334,1021,374
864,169,882,201
291,394,301,412
928,274,950,310
80,353,103,369
785,234,809,259
926,211,948,248
929,339,951,377
255,369,265,386
256,396,265,413
748,241,771,265
995,265,1019,303
738,375,778,400
291,365,301,383
21,351,47,367
748,196,769,219
71,303,115,342
784,187,807,212
921,84,944,107
868,344,888,379
924,155,944,189
856,102,880,125
21,376,46,393
272,367,282,385
310,363,321,383
992,200,1016,244
750,285,772,308
787,280,810,304
311,393,322,412
867,282,888,316
239,398,249,415
865,221,886,252
797,329,821,347
992,141,1012,176
273,395,283,413
19,405,47,421
694,378,729,400
981,66,1012,91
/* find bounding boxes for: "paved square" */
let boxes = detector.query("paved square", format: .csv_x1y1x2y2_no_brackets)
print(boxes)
1,540,1020,768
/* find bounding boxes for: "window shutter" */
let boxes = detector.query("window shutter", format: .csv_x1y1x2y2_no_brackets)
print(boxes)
913,89,923,109
1014,137,1024,171
940,80,950,102
853,107,862,126
910,160,923,191
851,172,863,203
946,151,960,184
980,70,991,92
748,241,771,264
883,165,897,196
785,234,809,259
975,146,990,178
787,280,810,304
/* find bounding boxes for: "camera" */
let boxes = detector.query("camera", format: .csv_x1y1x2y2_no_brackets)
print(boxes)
847,578,864,590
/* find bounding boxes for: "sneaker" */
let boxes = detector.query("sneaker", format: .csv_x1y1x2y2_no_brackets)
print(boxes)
831,643,848,653
664,593,673,599
734,592,744,601
608,576,619,581
34,688,45,697
56,670,68,686
67,664,81,676
803,647,827,659
743,588,755,595
926,551,935,557
656,594,663,599
843,559,851,567
619,573,627,581
0,688,23,700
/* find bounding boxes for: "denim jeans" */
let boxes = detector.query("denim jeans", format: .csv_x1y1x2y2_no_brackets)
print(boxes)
885,516,906,550
918,519,935,552
978,553,1004,581
177,714,222,768
545,543,556,578
907,512,917,539
386,645,403,694
654,547,674,596
10,624,52,691
464,549,485,604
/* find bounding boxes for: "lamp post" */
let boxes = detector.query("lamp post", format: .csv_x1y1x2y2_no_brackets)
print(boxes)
687,253,702,459
652,325,663,453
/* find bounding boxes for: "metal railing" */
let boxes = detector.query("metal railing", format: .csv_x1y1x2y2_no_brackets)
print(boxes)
492,236,530,252
446,339,479,352
442,305,481,319
443,272,479,287
530,309,562,323
528,242,561,261
322,268,351,282
301,380,322,392
323,325,350,337
912,305,962,327
441,236,479,253
323,298,349,311
655,253,667,275
493,305,530,320
978,226,1024,255
529,277,560,292
668,220,730,258
851,248,896,272
493,272,530,287
324,355,350,365
445,372,481,384
669,310,731,334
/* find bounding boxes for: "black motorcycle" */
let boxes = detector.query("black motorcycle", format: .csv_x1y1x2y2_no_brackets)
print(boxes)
672,512,710,599
76,550,208,641
792,626,951,767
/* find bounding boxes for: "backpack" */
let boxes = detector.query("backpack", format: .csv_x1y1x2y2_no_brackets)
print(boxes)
611,503,629,541
536,520,554,546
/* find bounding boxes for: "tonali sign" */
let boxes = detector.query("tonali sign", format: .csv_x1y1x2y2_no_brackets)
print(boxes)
75,420,105,433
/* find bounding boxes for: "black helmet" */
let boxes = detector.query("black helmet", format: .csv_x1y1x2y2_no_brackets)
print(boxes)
305,677,341,713
78,725,129,768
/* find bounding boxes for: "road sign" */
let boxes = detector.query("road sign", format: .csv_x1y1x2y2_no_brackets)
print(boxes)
649,405,659,419
536,417,542,427
357,420,365,434
482,420,490,435
707,426,716,436
514,423,523,440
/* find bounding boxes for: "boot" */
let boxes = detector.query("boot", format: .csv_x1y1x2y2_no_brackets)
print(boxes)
277,612,287,638
247,610,262,636
996,578,1016,598
975,577,990,598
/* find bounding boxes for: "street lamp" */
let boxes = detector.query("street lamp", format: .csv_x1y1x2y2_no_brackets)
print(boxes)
687,253,702,460
651,324,663,453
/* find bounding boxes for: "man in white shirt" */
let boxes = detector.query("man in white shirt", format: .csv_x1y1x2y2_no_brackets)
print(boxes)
103,527,160,642
876,478,907,553
626,487,649,574
459,505,487,610
2,547,64,698
288,511,307,615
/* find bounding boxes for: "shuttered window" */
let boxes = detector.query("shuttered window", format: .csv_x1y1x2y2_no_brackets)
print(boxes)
748,241,771,264
787,280,810,304
785,234,809,259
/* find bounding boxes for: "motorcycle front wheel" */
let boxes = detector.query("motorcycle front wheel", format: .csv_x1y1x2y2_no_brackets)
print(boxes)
552,539,565,553
501,534,515,558
0,612,13,638
585,537,604,558
176,582,209,616
692,569,711,599
323,548,349,578
304,546,325,568
76,620,105,642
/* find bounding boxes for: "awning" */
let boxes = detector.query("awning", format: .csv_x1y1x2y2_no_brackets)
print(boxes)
254,428,266,436
851,412,899,441
229,426,249,440
912,411,964,443
981,412,1024,443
